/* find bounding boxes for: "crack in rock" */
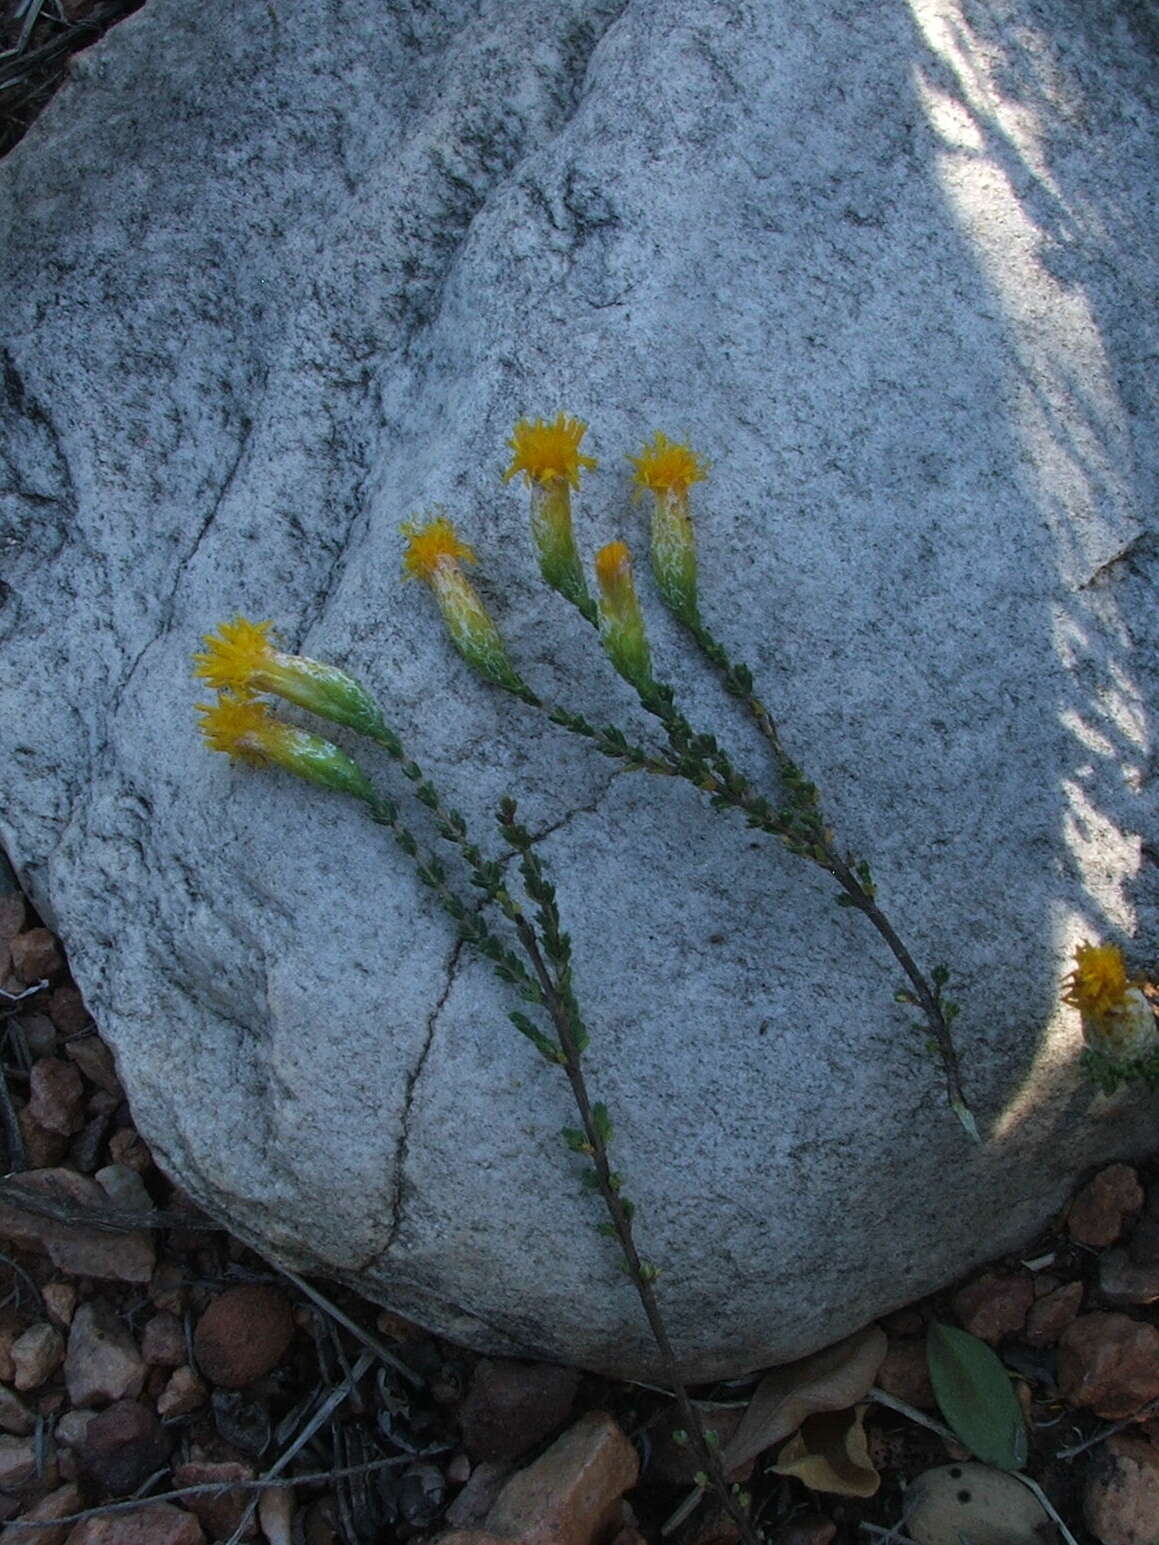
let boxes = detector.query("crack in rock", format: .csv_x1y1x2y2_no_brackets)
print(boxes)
380,933,466,1258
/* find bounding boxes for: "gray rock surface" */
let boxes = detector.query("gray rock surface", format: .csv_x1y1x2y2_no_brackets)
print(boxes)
1,0,1157,1380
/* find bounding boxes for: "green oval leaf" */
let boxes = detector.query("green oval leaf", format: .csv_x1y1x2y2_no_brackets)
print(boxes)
926,1322,1027,1471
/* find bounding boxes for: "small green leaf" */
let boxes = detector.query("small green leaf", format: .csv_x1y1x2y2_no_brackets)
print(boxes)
508,1012,559,1064
592,1102,613,1144
927,1322,1027,1471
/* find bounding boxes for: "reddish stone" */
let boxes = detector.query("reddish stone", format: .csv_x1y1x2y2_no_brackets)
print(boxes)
875,1338,937,1409
172,1460,257,1539
459,1358,580,1463
484,1412,639,1545
64,1301,146,1406
27,1060,85,1137
1099,1248,1159,1307
1058,1313,1159,1418
12,1322,65,1391
42,1283,77,1329
1068,1165,1144,1249
0,1384,35,1436
18,1109,70,1168
149,1262,188,1316
1025,1280,1084,1346
193,1284,295,1388
1083,1431,1159,1544
46,988,90,1038
19,1015,60,1060
9,1481,82,1545
62,1037,121,1098
0,1169,154,1281
951,1271,1034,1344
155,1365,208,1418
63,1501,204,1544
79,1400,170,1493
141,1312,186,1368
108,1128,151,1172
0,1309,28,1383
0,1433,41,1487
10,930,65,985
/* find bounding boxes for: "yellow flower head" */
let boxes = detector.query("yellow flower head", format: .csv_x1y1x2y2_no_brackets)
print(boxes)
502,414,598,490
197,692,374,802
197,692,284,766
193,616,277,694
1064,942,1129,1019
628,432,708,496
401,516,478,583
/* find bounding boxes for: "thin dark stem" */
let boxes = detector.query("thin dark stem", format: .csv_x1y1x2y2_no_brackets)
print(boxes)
494,823,759,1545
652,616,974,1132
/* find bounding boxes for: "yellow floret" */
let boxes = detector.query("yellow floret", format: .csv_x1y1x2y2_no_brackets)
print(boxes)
193,617,277,693
401,516,478,582
503,414,598,489
197,692,284,765
1063,941,1129,1019
628,432,708,495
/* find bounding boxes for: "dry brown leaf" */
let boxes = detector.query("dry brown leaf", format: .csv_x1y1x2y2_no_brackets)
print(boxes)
770,1403,879,1497
720,1324,887,1473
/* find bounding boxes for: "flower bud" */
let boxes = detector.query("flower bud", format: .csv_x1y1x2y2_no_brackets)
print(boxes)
594,541,652,691
402,516,525,692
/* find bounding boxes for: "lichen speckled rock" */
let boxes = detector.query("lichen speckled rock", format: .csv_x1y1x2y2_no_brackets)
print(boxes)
1,0,1157,1380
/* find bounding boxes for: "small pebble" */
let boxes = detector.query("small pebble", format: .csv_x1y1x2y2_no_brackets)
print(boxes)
0,1433,39,1488
1024,1280,1083,1346
1068,1165,1144,1249
155,1364,208,1418
79,1399,170,1493
172,1459,256,1539
193,1284,295,1388
10,1480,82,1545
1058,1312,1159,1418
951,1271,1034,1344
42,1283,78,1329
458,1358,580,1462
48,985,90,1036
64,1302,146,1406
0,1384,35,1436
12,1323,65,1391
10,928,65,984
1099,1247,1159,1306
61,1499,206,1544
141,1312,186,1369
1084,1431,1159,1545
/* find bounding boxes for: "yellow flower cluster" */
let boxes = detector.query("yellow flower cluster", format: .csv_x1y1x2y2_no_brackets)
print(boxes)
194,617,384,798
1064,941,1157,1061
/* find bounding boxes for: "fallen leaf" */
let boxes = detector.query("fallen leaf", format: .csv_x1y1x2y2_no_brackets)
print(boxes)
926,1322,1027,1471
720,1325,887,1473
770,1403,879,1497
